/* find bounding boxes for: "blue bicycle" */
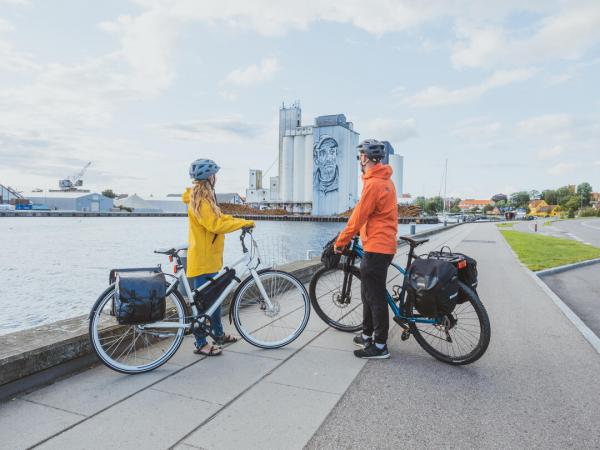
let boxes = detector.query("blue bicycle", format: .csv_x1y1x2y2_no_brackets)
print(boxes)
309,236,491,365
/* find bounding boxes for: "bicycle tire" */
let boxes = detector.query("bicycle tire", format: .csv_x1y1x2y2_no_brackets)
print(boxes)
231,269,310,349
309,265,363,332
89,284,187,374
409,281,491,365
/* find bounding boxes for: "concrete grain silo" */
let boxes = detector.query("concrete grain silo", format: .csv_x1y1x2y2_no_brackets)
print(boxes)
292,134,305,203
280,136,294,202
304,133,314,203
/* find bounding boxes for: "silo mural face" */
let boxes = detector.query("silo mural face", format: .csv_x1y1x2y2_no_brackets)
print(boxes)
313,135,339,195
311,124,359,216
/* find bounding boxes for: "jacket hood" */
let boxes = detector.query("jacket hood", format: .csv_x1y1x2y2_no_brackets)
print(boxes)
363,163,393,181
182,188,191,204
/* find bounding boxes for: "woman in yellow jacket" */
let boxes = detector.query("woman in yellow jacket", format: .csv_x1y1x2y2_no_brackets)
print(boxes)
183,159,254,356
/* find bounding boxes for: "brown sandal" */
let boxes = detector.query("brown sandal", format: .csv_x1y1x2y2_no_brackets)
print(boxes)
194,344,222,356
213,334,239,345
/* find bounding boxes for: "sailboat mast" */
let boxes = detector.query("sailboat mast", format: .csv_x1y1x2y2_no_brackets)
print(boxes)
443,158,448,213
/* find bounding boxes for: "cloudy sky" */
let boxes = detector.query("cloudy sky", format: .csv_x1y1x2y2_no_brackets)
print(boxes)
0,0,599,199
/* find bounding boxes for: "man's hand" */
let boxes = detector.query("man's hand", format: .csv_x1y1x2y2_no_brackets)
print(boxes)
334,246,344,255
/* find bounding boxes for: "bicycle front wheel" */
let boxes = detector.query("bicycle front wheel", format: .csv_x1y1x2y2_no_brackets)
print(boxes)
309,265,363,332
409,281,491,365
89,284,187,374
231,270,310,349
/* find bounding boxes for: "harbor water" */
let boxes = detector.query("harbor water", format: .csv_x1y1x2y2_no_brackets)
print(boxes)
0,217,439,335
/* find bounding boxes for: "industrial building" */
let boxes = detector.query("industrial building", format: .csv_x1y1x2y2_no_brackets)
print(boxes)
271,103,360,215
382,141,404,199
27,192,113,212
246,102,405,215
0,184,22,204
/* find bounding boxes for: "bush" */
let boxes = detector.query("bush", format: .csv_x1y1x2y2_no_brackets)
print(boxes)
579,207,600,217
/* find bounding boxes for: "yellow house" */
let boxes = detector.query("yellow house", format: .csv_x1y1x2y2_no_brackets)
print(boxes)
529,200,560,217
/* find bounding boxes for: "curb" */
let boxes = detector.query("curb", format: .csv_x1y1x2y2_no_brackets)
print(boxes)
525,270,600,355
497,229,600,355
535,257,600,277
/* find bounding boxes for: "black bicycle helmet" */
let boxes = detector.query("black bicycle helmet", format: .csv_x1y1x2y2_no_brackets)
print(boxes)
357,139,386,162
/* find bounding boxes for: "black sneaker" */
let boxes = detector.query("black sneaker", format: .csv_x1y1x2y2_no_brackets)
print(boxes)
354,344,390,359
353,335,372,348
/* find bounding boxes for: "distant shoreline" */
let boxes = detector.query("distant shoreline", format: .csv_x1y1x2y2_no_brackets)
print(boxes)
0,210,438,224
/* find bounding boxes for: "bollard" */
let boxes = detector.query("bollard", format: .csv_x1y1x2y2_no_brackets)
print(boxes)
410,223,416,235
534,223,538,232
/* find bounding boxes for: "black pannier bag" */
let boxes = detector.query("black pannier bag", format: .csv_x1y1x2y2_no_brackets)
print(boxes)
114,270,167,325
406,258,459,317
428,248,478,303
321,235,341,270
193,268,237,312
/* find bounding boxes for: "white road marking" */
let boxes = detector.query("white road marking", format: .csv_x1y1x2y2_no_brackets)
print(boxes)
581,220,600,231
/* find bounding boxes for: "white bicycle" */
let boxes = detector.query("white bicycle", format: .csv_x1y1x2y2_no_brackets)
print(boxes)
89,227,310,374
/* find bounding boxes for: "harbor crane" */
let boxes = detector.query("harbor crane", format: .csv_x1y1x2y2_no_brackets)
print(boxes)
58,162,92,190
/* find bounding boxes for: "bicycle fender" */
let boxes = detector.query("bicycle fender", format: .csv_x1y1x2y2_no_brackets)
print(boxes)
89,283,117,319
228,268,273,324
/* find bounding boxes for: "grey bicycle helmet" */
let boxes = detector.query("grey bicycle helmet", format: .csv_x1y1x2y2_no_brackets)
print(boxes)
357,139,386,162
189,159,220,180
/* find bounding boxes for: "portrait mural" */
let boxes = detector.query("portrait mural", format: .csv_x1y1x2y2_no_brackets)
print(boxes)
313,135,339,195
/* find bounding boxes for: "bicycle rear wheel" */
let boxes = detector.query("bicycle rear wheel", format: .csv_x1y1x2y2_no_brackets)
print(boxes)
409,281,491,365
231,270,310,349
309,265,363,332
89,284,187,374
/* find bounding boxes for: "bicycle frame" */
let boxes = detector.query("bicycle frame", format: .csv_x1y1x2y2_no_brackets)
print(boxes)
345,237,437,325
140,230,271,331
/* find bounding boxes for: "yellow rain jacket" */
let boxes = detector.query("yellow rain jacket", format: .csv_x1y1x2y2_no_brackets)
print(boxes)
182,188,254,277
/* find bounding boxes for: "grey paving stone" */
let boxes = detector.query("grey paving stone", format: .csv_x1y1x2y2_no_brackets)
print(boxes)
307,328,357,352
226,329,320,360
265,345,365,394
38,388,220,450
0,398,83,449
152,351,280,405
183,381,339,450
23,362,179,416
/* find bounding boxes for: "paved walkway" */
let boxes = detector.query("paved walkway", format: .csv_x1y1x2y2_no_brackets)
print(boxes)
308,223,600,449
1,223,599,449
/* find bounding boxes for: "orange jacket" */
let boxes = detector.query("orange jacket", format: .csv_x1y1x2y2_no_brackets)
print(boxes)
335,164,398,255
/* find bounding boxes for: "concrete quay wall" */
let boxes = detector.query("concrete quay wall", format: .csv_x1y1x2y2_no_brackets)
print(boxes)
0,210,439,224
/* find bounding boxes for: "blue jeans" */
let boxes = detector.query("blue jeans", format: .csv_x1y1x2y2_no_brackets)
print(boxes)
188,273,224,348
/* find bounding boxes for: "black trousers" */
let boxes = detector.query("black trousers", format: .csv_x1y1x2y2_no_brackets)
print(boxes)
360,251,394,344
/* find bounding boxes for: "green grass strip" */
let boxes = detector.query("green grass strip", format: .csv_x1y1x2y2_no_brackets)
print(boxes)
500,230,600,271
496,222,514,228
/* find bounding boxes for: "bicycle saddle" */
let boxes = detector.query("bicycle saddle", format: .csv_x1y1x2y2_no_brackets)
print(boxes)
399,236,429,247
154,244,188,255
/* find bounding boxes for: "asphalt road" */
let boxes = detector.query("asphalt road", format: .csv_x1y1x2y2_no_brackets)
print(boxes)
552,218,600,247
306,223,600,449
513,218,600,247
540,263,600,337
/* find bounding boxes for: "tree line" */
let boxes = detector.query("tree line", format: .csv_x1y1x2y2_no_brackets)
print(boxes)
413,182,595,216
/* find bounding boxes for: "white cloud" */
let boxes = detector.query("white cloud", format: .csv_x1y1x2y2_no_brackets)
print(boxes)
364,118,418,143
452,3,600,69
453,120,502,139
403,68,536,107
547,162,581,175
537,145,563,160
155,116,263,143
222,57,280,87
518,114,572,135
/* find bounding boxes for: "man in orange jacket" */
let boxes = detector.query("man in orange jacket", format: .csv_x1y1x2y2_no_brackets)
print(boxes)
335,139,398,359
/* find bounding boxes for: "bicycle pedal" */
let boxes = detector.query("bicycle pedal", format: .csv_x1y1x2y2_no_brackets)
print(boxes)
393,316,408,330
401,330,411,341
